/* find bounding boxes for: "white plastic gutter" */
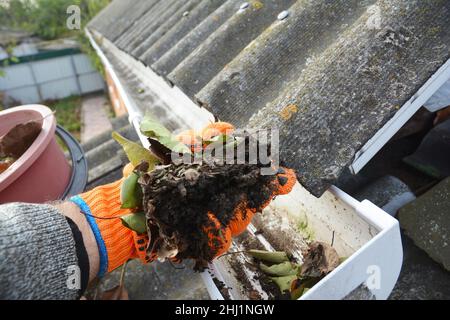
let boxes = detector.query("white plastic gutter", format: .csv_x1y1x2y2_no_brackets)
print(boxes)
85,27,150,148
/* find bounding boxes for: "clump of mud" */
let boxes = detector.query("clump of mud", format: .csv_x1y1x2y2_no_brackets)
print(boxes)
138,138,277,270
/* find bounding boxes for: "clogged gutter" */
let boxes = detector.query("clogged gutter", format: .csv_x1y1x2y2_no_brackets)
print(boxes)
217,225,341,299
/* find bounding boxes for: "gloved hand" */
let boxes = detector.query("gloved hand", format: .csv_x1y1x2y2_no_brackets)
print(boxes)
205,167,297,257
176,122,298,258
70,165,152,277
70,121,297,276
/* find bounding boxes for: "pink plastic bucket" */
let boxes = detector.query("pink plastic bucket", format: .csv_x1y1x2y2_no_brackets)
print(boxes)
0,105,71,203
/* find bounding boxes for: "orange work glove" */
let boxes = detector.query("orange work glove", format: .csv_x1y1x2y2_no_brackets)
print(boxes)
205,167,297,257
227,167,297,237
70,166,152,277
176,122,298,258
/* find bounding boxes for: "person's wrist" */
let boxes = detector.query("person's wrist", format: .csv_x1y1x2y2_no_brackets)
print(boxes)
53,201,100,283
69,194,111,277
71,180,147,275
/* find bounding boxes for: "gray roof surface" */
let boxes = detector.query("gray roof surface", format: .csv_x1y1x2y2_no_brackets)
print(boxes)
89,0,450,196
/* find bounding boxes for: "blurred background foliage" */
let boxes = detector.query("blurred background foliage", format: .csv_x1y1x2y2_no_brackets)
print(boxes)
0,0,110,40
0,0,110,76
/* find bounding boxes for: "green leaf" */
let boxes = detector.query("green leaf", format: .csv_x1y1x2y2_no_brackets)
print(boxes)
112,131,158,168
269,275,297,293
139,114,191,154
259,262,300,276
120,212,147,234
120,172,143,209
248,250,289,263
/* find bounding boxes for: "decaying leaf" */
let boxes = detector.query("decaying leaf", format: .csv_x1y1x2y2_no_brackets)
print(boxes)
269,275,297,293
112,131,158,168
120,172,143,209
300,241,340,278
248,250,289,264
121,212,147,234
147,138,174,164
139,114,191,154
259,261,300,276
0,120,41,158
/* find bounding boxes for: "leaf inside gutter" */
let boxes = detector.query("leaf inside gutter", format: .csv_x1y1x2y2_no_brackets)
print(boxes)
259,261,300,276
247,250,289,263
269,275,297,293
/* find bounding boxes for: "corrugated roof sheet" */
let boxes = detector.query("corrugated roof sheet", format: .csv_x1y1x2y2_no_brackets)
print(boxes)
88,0,450,196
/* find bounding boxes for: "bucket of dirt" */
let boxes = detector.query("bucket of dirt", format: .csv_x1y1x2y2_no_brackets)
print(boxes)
0,105,71,203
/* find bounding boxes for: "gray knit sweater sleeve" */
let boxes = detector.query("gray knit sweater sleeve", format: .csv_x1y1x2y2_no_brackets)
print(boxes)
0,203,79,300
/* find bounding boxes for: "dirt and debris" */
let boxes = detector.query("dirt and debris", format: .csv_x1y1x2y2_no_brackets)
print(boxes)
0,120,41,159
300,242,340,278
227,253,264,300
251,205,309,262
212,277,231,300
100,285,129,300
225,231,291,300
0,120,41,174
138,136,277,270
222,228,342,299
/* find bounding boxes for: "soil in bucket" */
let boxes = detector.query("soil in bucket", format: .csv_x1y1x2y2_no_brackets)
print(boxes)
0,120,42,174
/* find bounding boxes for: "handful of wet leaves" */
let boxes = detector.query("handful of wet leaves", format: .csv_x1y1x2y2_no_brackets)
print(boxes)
114,115,277,270
248,242,340,299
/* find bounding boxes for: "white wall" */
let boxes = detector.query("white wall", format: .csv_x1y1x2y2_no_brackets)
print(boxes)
0,53,105,105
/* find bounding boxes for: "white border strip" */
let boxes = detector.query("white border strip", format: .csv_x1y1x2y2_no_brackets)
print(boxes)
85,27,150,148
